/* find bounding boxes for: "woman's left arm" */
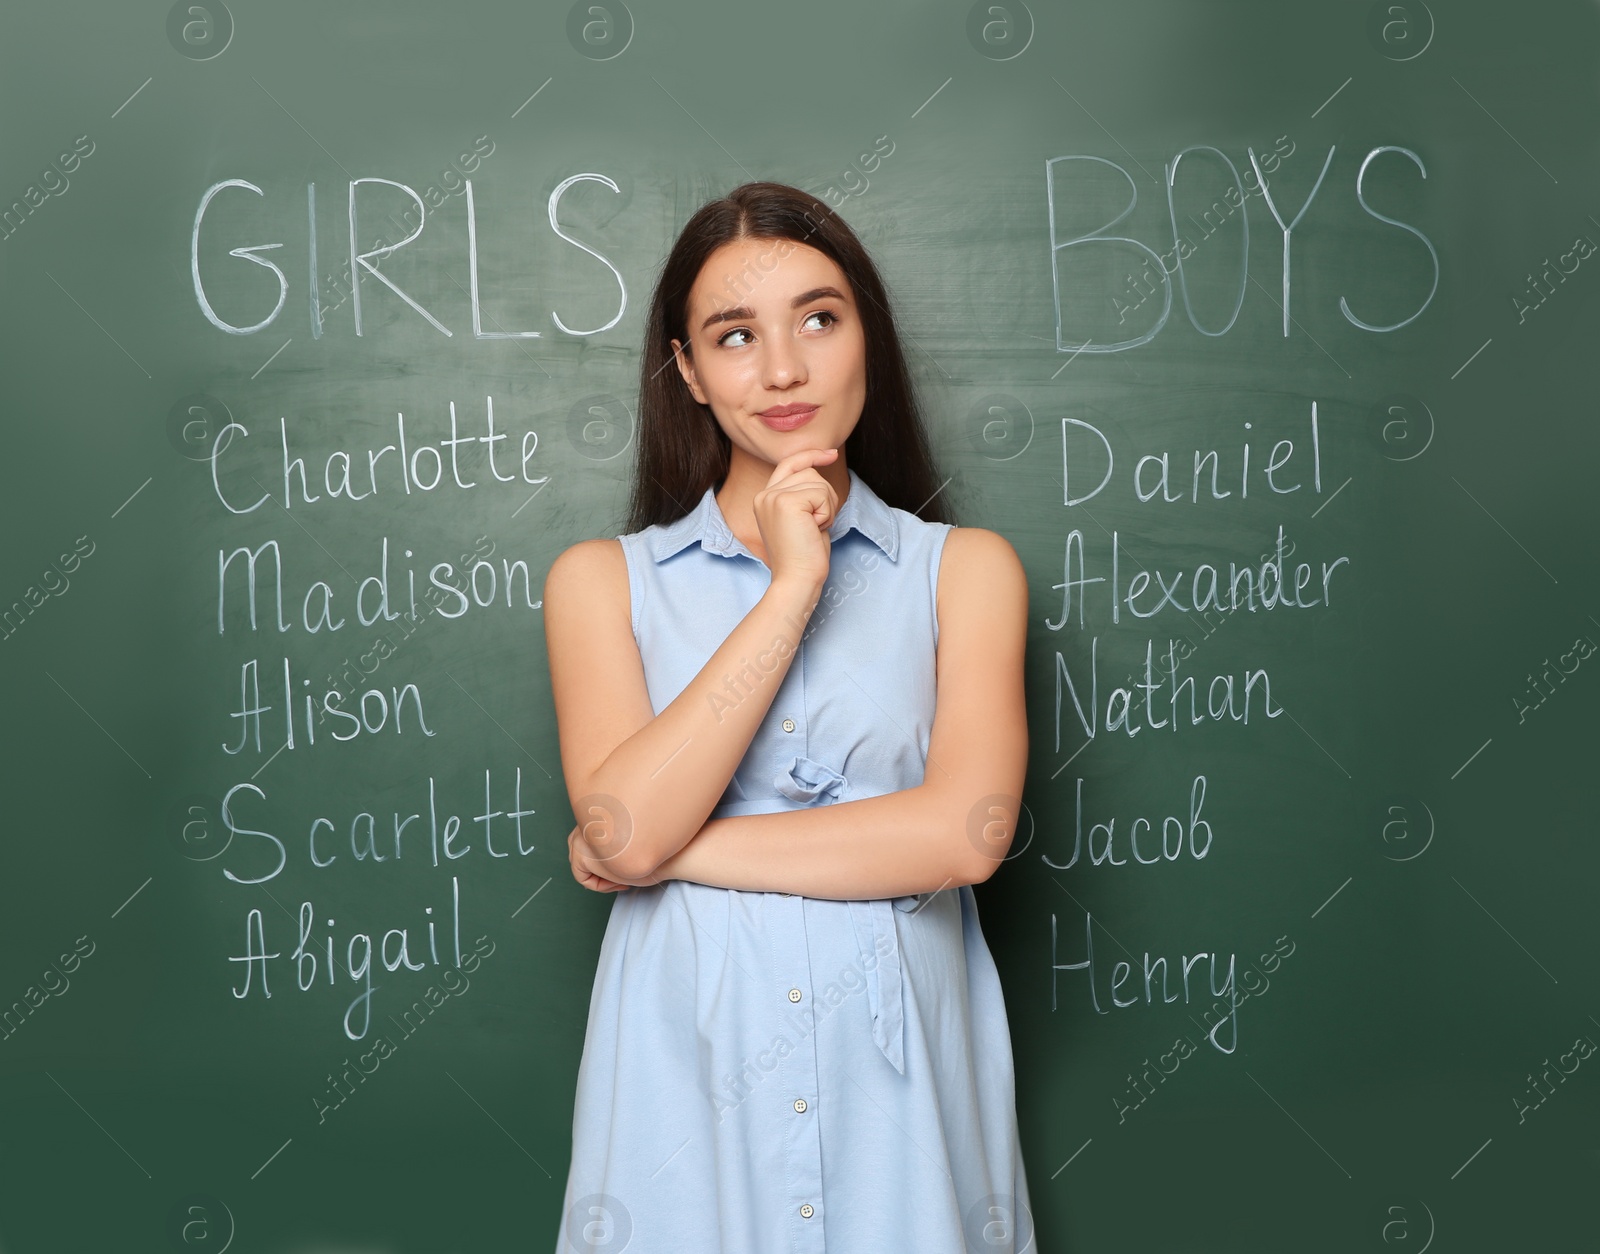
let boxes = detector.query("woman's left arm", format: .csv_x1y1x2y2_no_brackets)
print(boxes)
601,527,1029,900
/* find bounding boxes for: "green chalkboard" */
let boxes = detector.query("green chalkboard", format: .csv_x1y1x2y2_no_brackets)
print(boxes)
2,0,1596,1249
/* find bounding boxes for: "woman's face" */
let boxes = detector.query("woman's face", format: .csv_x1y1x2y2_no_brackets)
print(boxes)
671,237,866,462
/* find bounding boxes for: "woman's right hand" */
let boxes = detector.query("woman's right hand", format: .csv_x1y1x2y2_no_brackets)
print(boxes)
752,448,840,595
568,825,631,892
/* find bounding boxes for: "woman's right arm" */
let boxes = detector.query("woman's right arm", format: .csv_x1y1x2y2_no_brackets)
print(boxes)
543,453,837,882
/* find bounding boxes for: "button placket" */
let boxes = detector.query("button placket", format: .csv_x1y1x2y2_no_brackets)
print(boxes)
771,895,825,1251
771,597,827,1245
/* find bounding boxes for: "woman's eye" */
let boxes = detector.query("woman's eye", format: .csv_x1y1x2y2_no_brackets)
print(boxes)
719,327,754,348
717,310,836,348
804,310,838,331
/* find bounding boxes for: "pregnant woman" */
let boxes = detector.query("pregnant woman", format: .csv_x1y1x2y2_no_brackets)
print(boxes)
546,181,1033,1253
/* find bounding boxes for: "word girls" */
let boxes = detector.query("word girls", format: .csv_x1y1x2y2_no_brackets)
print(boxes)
190,173,626,338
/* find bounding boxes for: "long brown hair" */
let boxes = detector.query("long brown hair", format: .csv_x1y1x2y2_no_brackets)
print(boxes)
624,181,953,533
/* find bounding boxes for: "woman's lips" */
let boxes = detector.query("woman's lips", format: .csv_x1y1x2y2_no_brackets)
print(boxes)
757,404,817,431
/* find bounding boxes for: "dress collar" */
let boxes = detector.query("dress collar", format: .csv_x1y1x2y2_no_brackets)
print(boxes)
641,467,901,564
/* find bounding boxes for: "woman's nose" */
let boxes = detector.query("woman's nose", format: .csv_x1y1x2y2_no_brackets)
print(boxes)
760,337,807,387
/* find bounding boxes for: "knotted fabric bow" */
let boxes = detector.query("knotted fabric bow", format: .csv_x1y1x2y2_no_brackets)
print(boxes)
773,755,847,806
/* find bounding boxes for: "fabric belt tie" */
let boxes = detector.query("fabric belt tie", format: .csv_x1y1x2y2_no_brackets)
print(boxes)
847,896,914,1074
773,754,847,806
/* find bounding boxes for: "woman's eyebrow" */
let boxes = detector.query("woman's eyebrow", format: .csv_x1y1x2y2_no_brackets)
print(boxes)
790,284,851,307
700,306,750,331
699,286,849,332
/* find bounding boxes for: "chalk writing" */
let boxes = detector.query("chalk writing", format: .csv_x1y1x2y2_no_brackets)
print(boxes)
216,534,540,635
1057,403,1322,509
1048,525,1348,631
1047,144,1437,350
215,768,540,886
313,934,497,1122
1051,909,1238,1052
1040,775,1212,870
212,398,549,515
1053,637,1282,750
193,171,625,339
229,876,469,1040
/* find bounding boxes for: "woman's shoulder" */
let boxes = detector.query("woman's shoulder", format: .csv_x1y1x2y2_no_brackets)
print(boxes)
935,525,1026,602
545,537,629,607
938,523,1020,557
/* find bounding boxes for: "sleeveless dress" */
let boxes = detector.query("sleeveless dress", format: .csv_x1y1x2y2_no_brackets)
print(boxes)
554,468,1033,1253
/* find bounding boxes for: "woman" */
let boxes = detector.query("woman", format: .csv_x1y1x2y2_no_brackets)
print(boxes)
546,182,1032,1252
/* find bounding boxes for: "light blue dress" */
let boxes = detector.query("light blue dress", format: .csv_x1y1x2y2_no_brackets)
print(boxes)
555,469,1032,1253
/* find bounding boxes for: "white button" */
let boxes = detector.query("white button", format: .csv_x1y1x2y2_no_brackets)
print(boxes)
781,717,796,733
788,988,802,1003
800,1204,815,1219
793,1097,808,1113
